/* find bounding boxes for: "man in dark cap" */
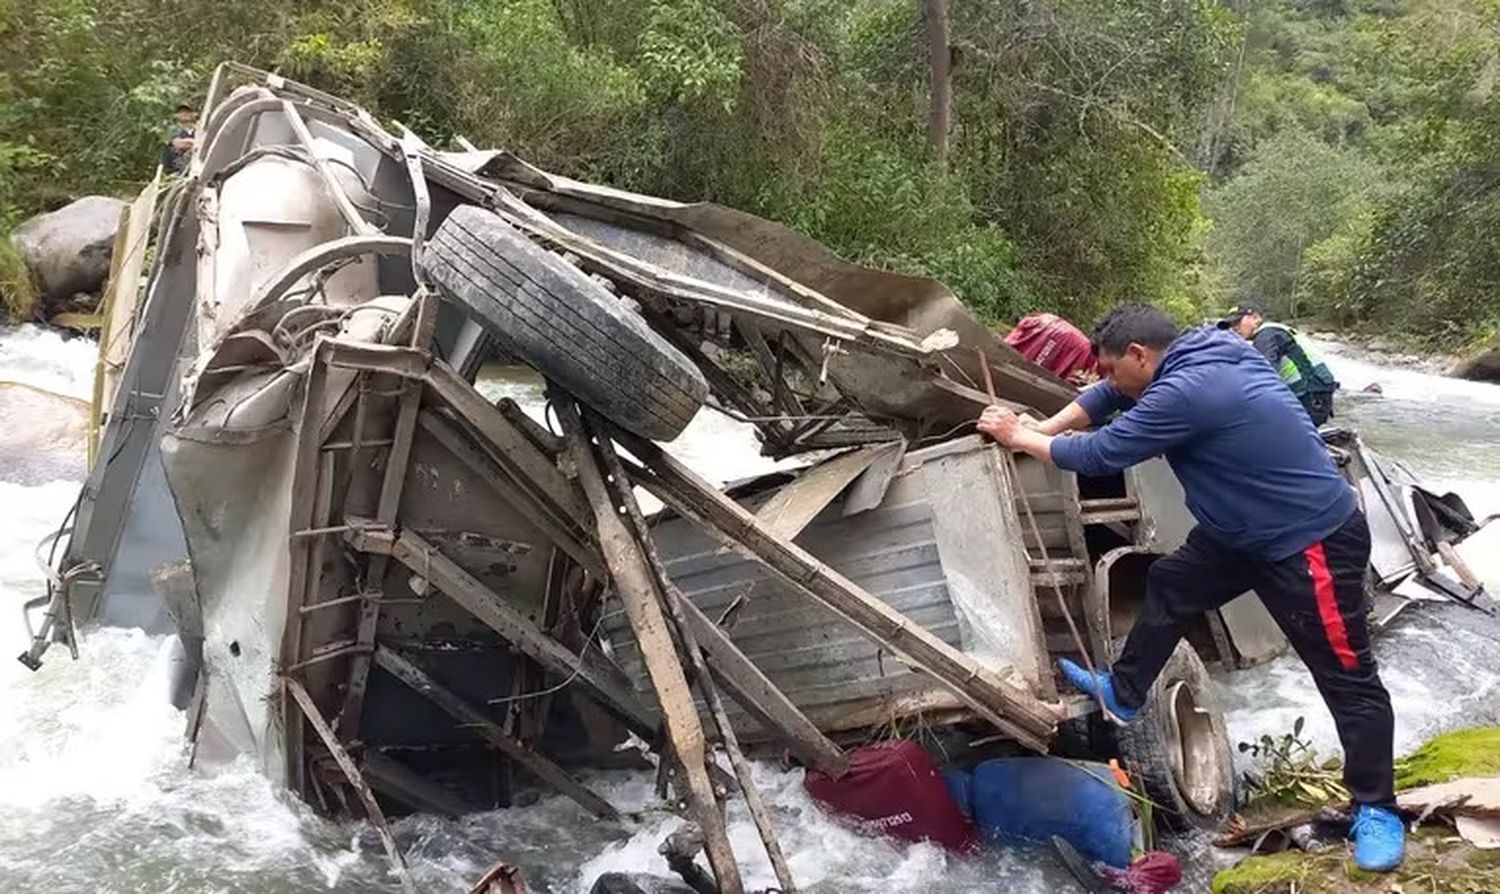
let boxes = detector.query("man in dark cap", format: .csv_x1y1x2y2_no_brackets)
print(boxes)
1219,303,1339,426
161,103,198,174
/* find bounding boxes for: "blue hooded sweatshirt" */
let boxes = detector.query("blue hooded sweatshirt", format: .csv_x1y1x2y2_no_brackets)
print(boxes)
1048,327,1356,561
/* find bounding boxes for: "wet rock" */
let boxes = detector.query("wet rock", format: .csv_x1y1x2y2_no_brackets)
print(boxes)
9,196,126,319
587,873,696,894
1450,336,1500,383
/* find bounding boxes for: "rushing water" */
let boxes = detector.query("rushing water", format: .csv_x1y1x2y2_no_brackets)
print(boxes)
2,325,1499,893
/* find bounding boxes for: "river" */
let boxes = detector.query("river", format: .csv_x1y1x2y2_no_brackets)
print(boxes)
2,327,1498,893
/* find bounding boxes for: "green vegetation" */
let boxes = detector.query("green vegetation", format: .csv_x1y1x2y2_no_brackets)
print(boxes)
1215,727,1500,893
2,1,1496,343
0,0,1237,325
1204,0,1500,347
1395,726,1500,790
1239,716,1351,808
0,233,34,320
1212,830,1500,893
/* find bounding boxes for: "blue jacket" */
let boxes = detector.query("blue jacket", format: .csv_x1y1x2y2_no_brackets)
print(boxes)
1048,327,1356,560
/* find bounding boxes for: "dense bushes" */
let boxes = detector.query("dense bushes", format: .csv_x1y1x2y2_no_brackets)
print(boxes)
1203,0,1500,345
0,0,1235,327
5,1,1496,343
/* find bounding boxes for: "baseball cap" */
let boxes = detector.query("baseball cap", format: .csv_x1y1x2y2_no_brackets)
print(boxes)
1216,302,1262,329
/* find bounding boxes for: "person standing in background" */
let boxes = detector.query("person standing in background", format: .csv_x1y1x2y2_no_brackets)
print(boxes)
161,103,198,175
1218,303,1340,426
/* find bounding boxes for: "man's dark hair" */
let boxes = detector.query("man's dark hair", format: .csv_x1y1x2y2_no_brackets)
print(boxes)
1090,302,1180,356
176,103,196,113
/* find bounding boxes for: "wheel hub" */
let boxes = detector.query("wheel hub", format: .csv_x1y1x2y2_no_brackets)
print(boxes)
1164,680,1225,816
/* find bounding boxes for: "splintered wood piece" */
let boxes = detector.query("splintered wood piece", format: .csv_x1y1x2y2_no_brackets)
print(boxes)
557,399,745,894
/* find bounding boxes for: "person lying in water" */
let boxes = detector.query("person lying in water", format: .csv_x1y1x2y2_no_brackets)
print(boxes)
977,302,1404,873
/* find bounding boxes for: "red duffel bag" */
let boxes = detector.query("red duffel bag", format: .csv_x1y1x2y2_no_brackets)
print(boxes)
803,739,976,852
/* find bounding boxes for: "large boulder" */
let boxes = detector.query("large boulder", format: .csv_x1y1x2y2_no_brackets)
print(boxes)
9,195,127,319
1450,334,1500,382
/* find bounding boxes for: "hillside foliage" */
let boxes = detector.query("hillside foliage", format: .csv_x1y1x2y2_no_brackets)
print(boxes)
2,1,1497,344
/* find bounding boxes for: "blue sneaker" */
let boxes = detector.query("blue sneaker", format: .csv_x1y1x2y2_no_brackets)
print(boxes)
1351,804,1405,872
1057,658,1140,722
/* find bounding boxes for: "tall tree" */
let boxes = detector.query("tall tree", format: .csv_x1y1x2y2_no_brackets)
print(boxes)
925,0,951,165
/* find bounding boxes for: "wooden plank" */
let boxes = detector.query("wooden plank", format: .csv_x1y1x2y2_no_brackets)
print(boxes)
559,405,744,894
91,172,160,461
372,646,618,819
748,446,887,543
584,406,798,891
284,677,415,893
679,597,848,776
347,526,658,731
614,427,1059,750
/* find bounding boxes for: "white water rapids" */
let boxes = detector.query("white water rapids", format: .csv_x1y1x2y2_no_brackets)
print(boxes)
2,326,1498,893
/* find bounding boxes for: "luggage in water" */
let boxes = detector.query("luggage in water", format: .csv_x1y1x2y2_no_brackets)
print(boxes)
961,757,1141,868
803,739,976,852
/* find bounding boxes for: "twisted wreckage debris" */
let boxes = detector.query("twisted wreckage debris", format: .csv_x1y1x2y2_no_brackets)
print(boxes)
20,64,1494,891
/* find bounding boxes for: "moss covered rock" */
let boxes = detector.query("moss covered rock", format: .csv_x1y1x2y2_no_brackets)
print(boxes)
1212,832,1500,893
1395,727,1500,790
1215,728,1500,893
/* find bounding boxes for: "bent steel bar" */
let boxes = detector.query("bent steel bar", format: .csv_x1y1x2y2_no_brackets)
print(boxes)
248,235,413,314
279,99,377,237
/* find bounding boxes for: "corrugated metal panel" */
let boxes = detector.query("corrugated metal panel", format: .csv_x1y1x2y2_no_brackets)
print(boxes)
601,485,962,722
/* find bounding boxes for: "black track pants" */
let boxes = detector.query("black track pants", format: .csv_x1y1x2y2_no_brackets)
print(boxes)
1111,510,1396,806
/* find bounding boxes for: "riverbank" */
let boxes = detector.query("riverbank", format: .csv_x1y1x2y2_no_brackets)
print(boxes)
1211,728,1500,892
1302,327,1462,377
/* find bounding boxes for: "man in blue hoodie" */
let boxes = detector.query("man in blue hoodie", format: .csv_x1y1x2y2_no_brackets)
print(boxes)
978,303,1403,872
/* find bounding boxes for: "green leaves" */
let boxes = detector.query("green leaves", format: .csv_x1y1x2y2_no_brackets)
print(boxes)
1,0,1243,329
1237,715,1351,809
639,0,743,110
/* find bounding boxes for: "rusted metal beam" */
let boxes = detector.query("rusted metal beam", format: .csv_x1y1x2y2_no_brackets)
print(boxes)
372,645,618,819
325,341,592,556
557,402,744,894
280,340,335,800
283,677,415,893
584,406,798,892
346,526,658,731
613,428,1059,751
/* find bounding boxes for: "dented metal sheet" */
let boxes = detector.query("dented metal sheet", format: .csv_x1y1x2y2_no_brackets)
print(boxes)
746,444,894,543
605,438,1048,735
613,495,961,721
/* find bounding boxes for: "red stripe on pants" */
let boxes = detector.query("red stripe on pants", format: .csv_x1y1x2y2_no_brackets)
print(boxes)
1305,542,1358,670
